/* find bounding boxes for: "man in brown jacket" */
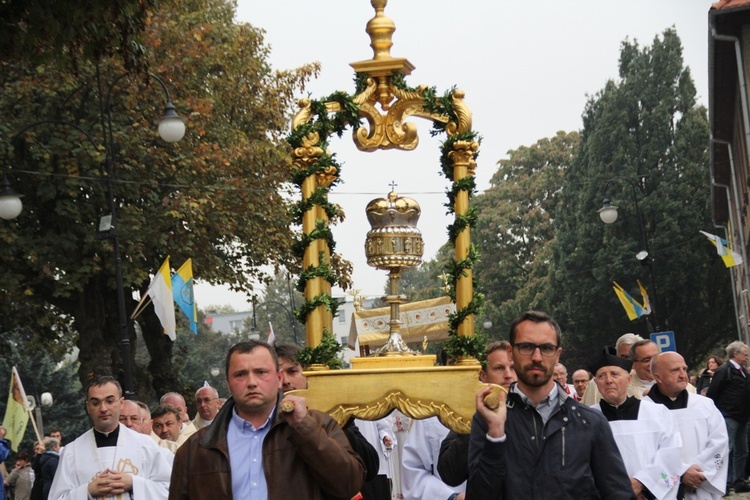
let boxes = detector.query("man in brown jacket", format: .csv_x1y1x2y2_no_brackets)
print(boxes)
169,340,366,499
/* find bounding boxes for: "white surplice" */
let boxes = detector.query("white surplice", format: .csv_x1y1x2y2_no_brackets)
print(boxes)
400,417,465,500
593,398,682,500
671,393,728,500
48,424,172,500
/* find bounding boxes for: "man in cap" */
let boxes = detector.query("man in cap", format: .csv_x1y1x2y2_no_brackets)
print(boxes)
590,347,682,499
648,352,728,499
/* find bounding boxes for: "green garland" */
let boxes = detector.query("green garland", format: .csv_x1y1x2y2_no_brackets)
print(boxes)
292,219,337,257
294,293,340,325
296,329,343,370
297,251,338,292
290,186,343,224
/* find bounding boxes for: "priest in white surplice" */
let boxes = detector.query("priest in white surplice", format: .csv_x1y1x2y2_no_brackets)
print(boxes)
648,352,728,500
590,347,683,500
48,376,172,500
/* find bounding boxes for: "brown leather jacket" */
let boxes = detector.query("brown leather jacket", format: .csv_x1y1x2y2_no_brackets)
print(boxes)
169,393,365,500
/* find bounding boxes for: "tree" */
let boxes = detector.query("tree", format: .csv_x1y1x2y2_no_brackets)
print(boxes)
548,29,734,370
0,0,318,399
0,331,89,451
248,270,305,346
473,131,578,338
0,0,159,68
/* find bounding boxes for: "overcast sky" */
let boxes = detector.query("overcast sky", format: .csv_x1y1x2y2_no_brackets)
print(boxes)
194,0,715,312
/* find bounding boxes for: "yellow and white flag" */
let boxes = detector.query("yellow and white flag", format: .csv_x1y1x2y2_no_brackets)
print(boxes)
2,367,30,452
147,257,177,340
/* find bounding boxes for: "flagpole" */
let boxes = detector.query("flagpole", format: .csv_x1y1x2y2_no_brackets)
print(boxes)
27,408,43,445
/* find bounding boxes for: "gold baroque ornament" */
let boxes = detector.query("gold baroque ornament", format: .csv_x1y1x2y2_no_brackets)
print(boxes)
327,391,472,434
448,140,479,176
315,165,339,188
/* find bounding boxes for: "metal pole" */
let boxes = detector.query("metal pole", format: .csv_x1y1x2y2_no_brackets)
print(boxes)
96,64,135,398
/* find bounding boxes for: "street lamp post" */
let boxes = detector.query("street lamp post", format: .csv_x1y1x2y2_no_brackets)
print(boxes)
598,176,662,332
0,69,185,397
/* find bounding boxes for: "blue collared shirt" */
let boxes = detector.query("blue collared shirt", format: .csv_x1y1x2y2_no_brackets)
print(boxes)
227,406,275,499
512,382,559,425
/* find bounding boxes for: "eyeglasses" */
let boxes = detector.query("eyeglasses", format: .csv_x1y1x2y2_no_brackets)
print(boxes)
635,357,653,364
513,342,559,357
196,397,217,404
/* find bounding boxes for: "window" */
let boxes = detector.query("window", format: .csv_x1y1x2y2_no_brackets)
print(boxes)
340,336,348,346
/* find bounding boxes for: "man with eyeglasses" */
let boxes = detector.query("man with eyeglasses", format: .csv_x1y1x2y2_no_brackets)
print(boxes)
467,311,633,499
48,376,172,500
192,385,222,430
628,339,660,398
707,341,750,493
590,347,682,499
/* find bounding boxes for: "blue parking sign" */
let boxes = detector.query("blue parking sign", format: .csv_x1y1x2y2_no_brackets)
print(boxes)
650,331,676,352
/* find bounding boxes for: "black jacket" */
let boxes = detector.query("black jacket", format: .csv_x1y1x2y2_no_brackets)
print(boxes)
437,431,469,487
707,360,750,421
39,451,59,500
467,384,634,499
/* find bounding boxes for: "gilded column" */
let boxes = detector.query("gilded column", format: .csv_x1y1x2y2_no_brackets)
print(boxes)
449,140,479,336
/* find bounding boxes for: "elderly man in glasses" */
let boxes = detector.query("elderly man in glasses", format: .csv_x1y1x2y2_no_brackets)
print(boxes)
192,385,222,430
467,311,633,499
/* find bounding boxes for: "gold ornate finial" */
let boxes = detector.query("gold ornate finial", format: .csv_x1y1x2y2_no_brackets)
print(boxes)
351,0,414,80
367,0,395,61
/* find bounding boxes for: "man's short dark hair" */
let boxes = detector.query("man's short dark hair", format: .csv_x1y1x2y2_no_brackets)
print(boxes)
85,376,122,399
275,343,304,364
629,339,657,361
151,403,181,422
226,340,279,377
16,451,29,461
508,311,562,346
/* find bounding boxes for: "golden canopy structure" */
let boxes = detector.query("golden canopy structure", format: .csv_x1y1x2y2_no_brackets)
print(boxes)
287,0,489,433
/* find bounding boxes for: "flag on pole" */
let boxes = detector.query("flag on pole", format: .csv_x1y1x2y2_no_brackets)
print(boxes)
172,258,198,334
700,230,744,267
2,367,30,452
613,281,649,321
637,280,652,315
268,322,276,345
147,257,176,341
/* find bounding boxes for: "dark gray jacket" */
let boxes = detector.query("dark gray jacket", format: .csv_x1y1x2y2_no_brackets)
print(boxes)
467,384,634,499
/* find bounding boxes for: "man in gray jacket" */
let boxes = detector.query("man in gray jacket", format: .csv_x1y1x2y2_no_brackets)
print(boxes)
467,311,634,499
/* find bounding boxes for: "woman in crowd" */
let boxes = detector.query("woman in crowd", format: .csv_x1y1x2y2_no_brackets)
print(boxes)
696,355,722,395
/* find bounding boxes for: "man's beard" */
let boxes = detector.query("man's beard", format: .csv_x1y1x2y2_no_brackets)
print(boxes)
517,362,553,387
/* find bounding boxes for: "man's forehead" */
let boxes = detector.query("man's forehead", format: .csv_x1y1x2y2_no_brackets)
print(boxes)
279,357,299,369
596,366,628,376
636,343,659,355
487,349,511,365
155,414,176,422
88,383,120,399
230,348,277,369
515,320,556,341
121,402,139,414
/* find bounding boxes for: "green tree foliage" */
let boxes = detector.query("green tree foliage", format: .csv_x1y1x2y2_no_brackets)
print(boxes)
473,131,579,338
549,29,734,370
0,0,318,398
396,245,454,303
248,270,305,346
0,332,89,452
0,0,160,68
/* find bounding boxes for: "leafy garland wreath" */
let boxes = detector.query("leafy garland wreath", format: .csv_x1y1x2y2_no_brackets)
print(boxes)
286,74,486,366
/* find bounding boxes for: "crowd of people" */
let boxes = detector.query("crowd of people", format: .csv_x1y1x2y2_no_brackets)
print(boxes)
0,309,745,499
